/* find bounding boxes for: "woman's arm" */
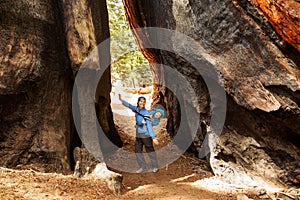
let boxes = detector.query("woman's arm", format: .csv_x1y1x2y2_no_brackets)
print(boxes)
119,94,136,110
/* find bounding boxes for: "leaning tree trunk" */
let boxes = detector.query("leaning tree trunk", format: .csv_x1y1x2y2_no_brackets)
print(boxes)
122,0,300,190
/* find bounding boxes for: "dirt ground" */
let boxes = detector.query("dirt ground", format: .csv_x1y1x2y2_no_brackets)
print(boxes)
0,138,258,199
0,151,244,200
0,153,244,200
0,92,260,199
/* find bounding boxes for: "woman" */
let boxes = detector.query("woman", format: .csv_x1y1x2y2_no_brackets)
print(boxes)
119,94,159,173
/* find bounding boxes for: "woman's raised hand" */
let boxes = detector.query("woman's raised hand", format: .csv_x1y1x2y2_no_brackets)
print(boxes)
118,94,122,102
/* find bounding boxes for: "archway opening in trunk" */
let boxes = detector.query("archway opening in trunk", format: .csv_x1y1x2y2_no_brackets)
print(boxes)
107,0,170,151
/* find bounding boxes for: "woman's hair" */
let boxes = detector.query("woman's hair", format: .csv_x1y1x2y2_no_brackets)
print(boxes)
137,96,146,106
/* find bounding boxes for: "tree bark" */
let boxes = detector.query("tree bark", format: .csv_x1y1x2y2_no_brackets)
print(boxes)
120,0,300,188
0,0,73,172
63,0,122,155
0,0,122,173
252,0,300,52
122,0,166,106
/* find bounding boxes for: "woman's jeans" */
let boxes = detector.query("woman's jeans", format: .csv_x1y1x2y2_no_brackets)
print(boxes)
135,136,158,169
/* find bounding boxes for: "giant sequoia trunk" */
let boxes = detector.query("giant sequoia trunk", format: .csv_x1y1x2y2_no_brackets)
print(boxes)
0,0,122,173
0,0,73,172
123,0,300,189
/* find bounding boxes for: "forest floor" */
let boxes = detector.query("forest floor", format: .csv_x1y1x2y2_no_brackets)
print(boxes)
0,152,249,200
0,91,265,199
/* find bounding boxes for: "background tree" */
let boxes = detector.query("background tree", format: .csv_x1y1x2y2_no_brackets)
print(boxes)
107,0,152,88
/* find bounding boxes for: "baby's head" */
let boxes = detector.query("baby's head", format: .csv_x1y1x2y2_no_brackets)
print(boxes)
154,112,162,119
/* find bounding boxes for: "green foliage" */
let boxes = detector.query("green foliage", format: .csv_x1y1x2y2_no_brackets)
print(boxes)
107,0,152,88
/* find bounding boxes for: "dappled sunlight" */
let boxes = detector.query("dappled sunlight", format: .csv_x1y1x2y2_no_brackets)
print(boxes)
118,172,236,200
104,154,239,200
191,176,285,195
128,184,160,193
170,173,196,183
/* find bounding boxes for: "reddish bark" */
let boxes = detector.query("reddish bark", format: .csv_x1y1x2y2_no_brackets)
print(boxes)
252,0,300,53
122,0,165,105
